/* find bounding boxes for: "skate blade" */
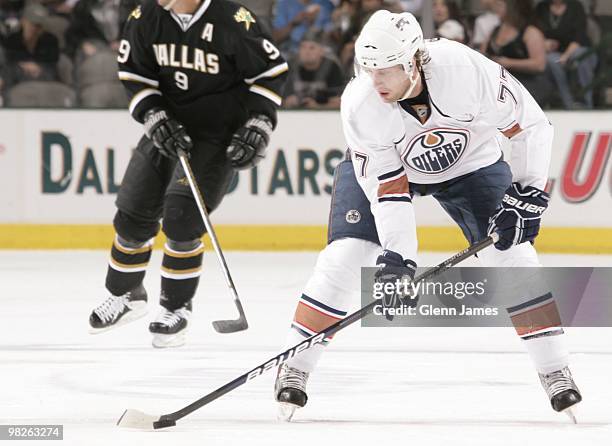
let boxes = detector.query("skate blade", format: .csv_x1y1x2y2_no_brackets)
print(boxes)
89,303,148,334
563,407,578,424
151,331,187,348
277,402,299,422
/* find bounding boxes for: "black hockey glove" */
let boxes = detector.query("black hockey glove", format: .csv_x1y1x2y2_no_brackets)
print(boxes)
487,182,550,251
226,114,273,170
143,107,193,159
375,250,418,321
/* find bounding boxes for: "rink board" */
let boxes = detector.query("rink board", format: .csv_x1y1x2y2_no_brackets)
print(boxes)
1,225,612,254
0,110,610,252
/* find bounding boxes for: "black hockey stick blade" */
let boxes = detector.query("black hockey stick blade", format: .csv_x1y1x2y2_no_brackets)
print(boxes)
212,317,248,333
118,235,496,430
212,296,249,333
117,409,175,430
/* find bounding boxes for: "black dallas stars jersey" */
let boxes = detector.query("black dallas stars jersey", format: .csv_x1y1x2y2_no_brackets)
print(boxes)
118,0,288,142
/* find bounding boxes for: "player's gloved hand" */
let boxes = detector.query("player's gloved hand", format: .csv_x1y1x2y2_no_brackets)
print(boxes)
143,107,193,159
375,250,417,321
226,114,273,170
487,182,550,251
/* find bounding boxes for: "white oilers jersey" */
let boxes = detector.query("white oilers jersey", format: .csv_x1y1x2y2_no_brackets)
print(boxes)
340,38,553,261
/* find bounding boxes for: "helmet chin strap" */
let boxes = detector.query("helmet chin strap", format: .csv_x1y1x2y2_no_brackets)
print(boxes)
399,66,420,101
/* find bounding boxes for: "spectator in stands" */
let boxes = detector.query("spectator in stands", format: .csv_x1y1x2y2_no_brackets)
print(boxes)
38,0,78,51
41,0,78,16
472,0,500,49
272,0,335,58
380,0,406,13
240,0,276,33
65,0,121,58
0,0,24,38
334,0,385,80
0,43,4,104
397,0,423,15
336,0,385,45
0,0,25,104
283,30,344,109
331,0,359,46
65,0,126,107
536,0,597,108
361,0,386,17
1,3,75,106
485,0,552,106
433,0,468,43
2,4,59,89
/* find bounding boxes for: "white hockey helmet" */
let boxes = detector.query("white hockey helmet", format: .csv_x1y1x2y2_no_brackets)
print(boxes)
355,10,424,74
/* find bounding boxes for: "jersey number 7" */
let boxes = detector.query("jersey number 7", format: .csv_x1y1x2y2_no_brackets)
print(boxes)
497,67,517,105
353,151,369,178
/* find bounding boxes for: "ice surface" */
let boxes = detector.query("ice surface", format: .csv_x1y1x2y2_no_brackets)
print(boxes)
1,250,611,445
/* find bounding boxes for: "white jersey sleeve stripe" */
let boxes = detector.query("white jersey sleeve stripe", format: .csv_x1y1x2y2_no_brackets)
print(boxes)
244,62,289,85
128,88,162,115
249,85,282,106
118,71,160,87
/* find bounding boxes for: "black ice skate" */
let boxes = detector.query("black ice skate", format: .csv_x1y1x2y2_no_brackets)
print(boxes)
539,366,582,423
149,301,192,348
89,284,148,333
274,363,309,422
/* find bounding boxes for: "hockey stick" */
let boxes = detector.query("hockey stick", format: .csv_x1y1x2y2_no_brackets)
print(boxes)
177,151,248,334
117,234,497,430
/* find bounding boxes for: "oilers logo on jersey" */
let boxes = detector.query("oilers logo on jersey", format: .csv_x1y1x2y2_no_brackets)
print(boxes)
402,128,470,174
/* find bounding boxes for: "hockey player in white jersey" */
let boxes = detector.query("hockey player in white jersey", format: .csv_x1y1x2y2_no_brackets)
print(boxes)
274,10,581,422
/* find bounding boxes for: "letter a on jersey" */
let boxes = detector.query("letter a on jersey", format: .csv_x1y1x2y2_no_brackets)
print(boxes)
201,23,214,42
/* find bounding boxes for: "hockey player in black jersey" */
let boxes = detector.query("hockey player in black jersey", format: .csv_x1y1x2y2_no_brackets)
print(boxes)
88,0,288,347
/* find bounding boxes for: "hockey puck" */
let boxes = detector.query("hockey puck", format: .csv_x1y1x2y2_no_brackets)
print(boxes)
153,419,176,429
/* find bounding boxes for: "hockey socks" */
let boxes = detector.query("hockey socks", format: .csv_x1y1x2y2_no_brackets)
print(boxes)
507,292,569,373
160,240,204,310
105,235,153,296
284,294,348,373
